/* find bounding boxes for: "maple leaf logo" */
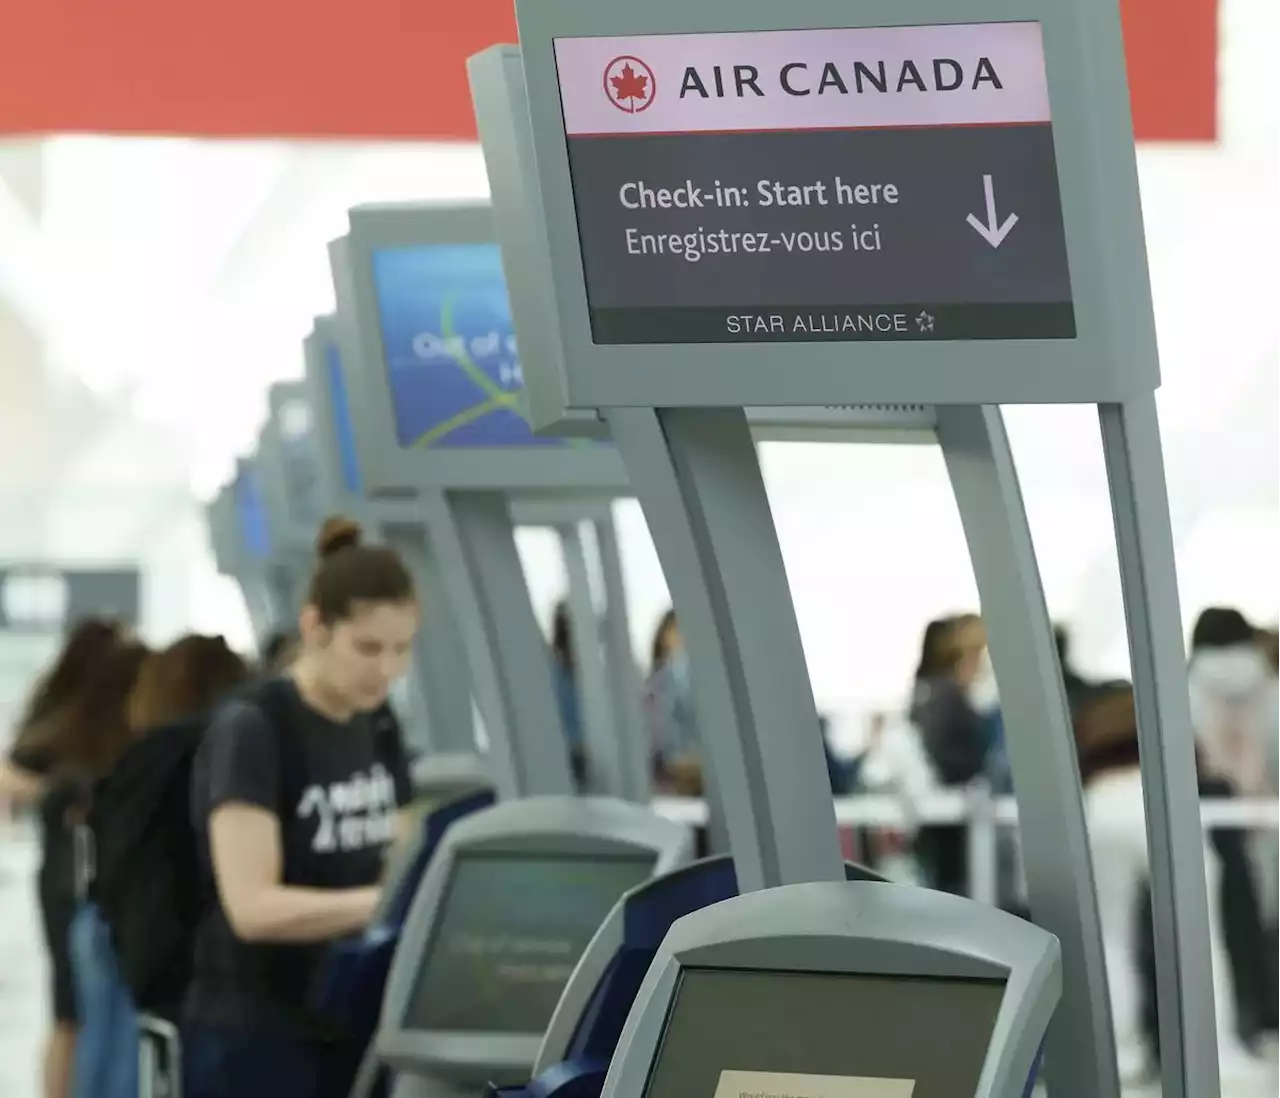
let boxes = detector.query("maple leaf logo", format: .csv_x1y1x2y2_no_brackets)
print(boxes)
603,55,656,114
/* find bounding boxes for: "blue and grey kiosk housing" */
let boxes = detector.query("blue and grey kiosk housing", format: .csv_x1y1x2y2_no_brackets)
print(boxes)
598,882,1058,1098
374,797,693,1093
487,855,890,1098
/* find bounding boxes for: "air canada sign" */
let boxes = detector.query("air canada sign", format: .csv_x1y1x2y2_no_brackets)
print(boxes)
558,23,1075,346
677,56,1004,99
605,52,1006,113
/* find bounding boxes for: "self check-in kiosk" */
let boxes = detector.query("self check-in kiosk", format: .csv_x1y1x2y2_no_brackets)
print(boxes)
374,797,693,1096
493,855,889,1098
206,459,289,645
603,883,1056,1098
255,380,328,618
326,203,651,804
487,1,1220,1095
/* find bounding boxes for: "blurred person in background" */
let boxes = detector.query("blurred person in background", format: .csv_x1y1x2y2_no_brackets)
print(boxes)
912,617,957,688
852,710,935,885
73,635,253,1098
0,618,126,1098
1189,607,1276,800
549,601,587,790
1054,623,1093,716
909,614,991,895
48,641,151,1098
1076,682,1270,1086
644,609,702,796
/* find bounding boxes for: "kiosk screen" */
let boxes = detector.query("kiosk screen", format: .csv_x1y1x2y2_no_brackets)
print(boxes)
405,849,653,1033
232,468,270,561
643,967,1005,1098
552,23,1074,344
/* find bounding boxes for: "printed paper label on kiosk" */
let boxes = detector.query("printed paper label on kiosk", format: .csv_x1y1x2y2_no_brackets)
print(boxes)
553,23,1075,344
713,1070,915,1098
369,243,583,449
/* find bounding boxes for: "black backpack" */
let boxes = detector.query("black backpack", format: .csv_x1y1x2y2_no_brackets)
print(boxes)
88,678,297,1014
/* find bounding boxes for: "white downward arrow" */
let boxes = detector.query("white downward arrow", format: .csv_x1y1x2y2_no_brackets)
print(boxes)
966,174,1019,248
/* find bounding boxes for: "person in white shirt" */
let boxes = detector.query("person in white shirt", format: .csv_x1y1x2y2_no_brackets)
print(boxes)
1075,682,1271,1085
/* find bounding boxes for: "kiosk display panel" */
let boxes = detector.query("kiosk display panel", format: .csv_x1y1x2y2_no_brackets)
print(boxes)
375,797,693,1083
555,23,1072,346
329,204,629,494
206,488,240,579
268,384,325,535
232,462,271,562
302,319,363,507
514,0,1160,405
369,242,565,450
644,967,1004,1098
599,882,1059,1098
326,340,363,496
405,848,654,1033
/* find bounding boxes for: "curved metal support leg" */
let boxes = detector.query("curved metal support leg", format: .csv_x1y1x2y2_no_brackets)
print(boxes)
936,403,1118,1098
420,489,573,800
1100,394,1219,1098
607,407,842,891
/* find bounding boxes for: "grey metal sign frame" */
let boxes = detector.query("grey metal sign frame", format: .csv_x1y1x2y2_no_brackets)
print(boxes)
255,381,323,615
514,0,1157,410
301,316,357,514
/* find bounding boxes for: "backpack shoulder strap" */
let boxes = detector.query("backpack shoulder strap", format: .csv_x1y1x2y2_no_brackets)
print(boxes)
240,677,307,815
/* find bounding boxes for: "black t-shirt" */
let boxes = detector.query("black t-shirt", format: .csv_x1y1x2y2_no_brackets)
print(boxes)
185,678,413,1041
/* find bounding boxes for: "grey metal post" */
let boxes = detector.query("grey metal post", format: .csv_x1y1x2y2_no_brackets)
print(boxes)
593,514,653,804
935,403,1118,1098
1099,393,1219,1098
420,489,574,799
381,524,477,755
608,407,843,891
558,521,622,795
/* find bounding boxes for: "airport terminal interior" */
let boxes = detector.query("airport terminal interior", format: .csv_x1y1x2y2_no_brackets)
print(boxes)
1,2,1277,1098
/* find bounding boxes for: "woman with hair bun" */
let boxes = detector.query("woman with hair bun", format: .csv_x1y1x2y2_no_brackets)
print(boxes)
183,517,421,1098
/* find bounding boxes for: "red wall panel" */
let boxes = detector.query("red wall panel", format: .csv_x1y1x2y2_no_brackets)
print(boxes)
1121,0,1218,140
0,0,1217,141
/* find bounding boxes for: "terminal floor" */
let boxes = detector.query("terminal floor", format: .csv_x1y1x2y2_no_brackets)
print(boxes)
2,830,1275,1098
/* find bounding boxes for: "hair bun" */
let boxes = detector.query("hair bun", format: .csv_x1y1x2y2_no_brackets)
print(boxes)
317,516,362,558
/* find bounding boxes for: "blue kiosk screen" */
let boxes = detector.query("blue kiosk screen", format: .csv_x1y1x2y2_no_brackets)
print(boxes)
233,467,271,561
369,243,572,451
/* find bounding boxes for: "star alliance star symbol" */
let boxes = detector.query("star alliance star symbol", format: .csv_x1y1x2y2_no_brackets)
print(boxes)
915,311,935,333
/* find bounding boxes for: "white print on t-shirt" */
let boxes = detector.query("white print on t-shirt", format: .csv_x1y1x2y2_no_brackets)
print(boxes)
295,763,398,853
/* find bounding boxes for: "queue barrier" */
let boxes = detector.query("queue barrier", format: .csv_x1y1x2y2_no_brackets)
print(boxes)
652,788,1280,908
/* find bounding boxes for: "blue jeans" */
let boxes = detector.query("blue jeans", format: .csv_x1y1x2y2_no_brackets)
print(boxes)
182,1024,364,1098
70,903,139,1098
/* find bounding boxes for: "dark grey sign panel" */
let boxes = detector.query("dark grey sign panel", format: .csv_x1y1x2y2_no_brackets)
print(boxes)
566,124,1074,343
0,567,141,631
